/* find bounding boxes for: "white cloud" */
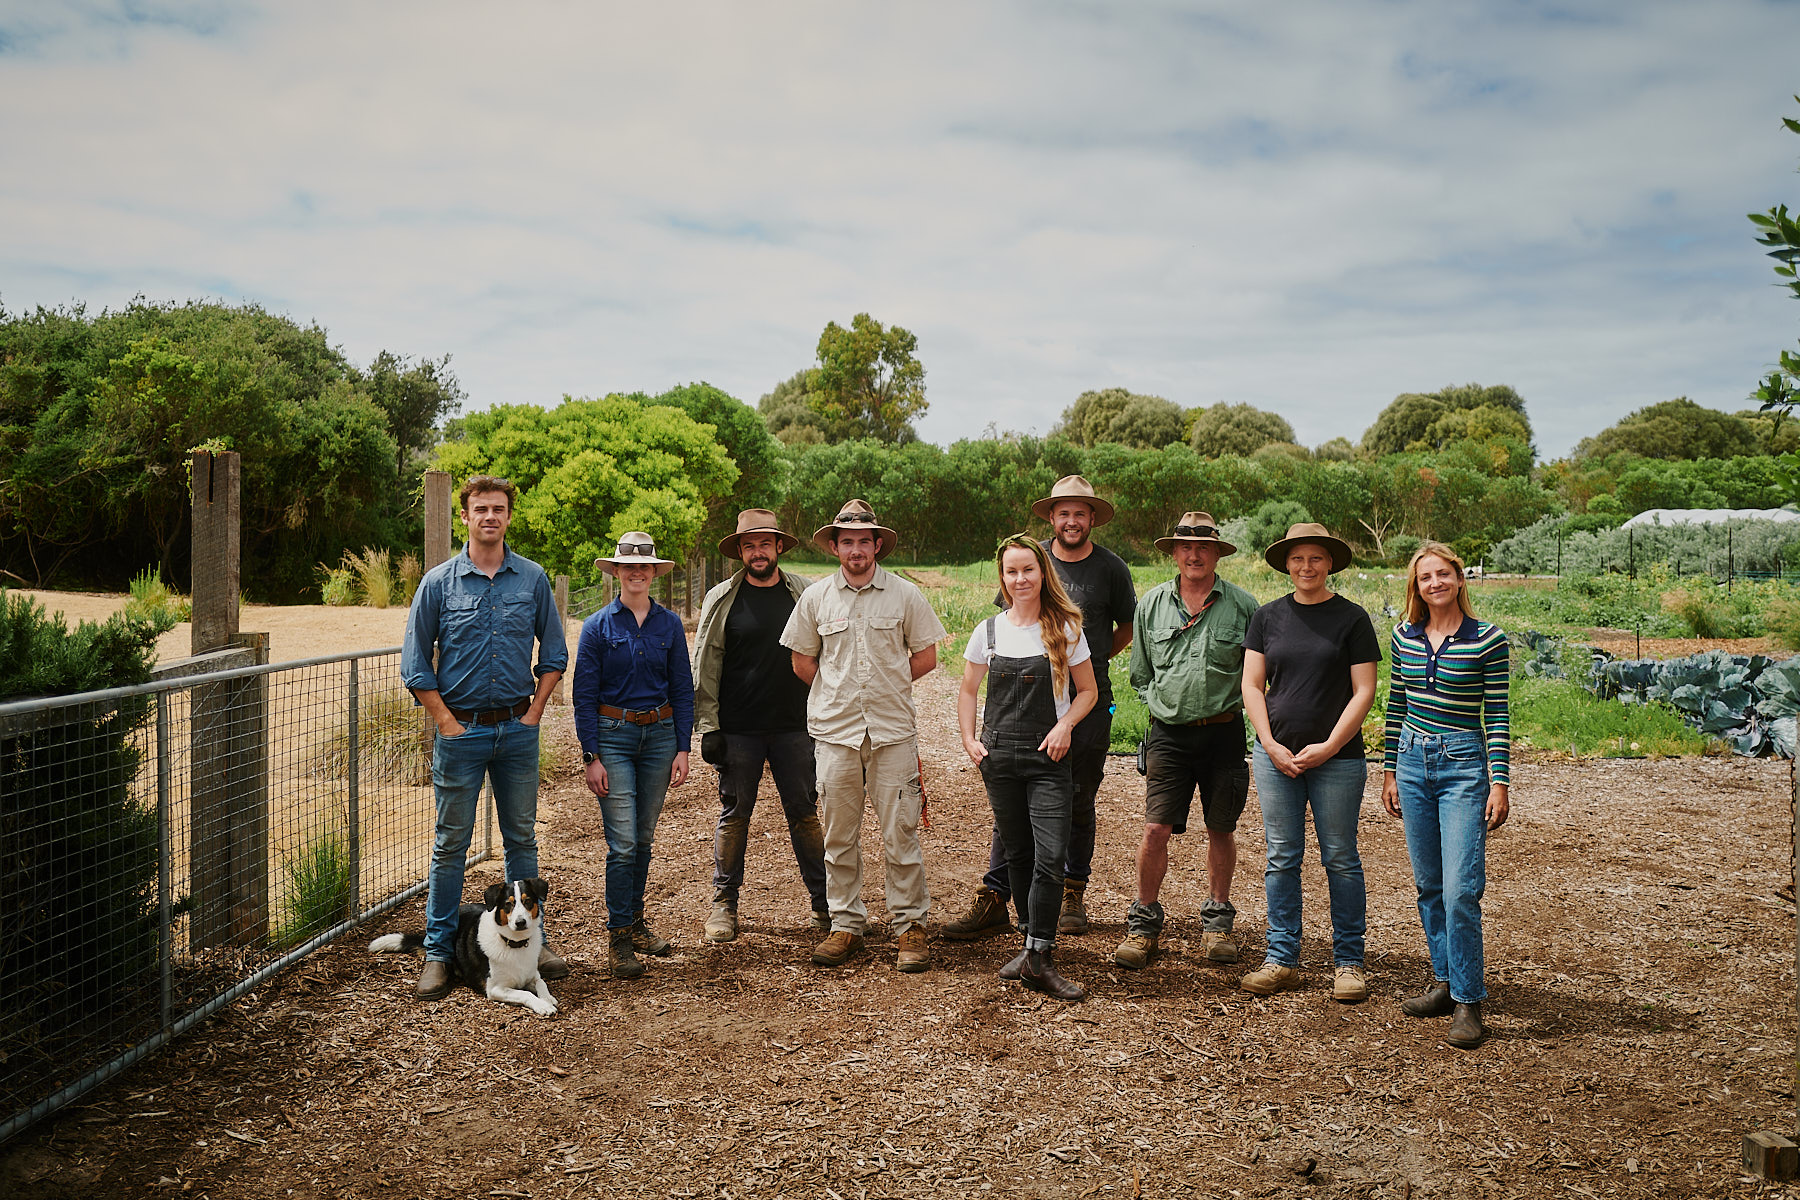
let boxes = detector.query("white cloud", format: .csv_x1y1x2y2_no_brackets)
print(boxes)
0,0,1795,459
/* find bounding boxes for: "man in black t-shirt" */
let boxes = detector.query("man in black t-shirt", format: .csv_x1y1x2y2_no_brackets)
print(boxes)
943,475,1137,941
693,510,826,942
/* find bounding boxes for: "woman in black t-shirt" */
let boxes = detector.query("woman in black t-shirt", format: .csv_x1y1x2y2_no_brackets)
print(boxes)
1238,523,1380,1002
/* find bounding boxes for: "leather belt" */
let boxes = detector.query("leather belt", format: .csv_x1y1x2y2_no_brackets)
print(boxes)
599,702,673,725
1187,709,1241,727
449,698,531,726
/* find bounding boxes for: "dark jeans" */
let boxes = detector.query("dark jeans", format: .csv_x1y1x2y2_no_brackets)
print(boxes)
982,708,1108,896
712,730,828,912
978,734,1073,946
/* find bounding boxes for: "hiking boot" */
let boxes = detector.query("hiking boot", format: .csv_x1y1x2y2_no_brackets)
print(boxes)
942,886,1011,941
1401,980,1454,1019
1332,965,1369,1003
1057,879,1089,935
416,960,452,1001
809,909,832,934
1240,962,1302,995
704,903,738,943
1200,929,1240,963
608,928,645,980
632,911,672,956
1021,949,1086,1002
1445,1002,1486,1049
811,930,865,967
997,948,1028,981
537,947,570,981
896,927,931,973
1113,900,1165,969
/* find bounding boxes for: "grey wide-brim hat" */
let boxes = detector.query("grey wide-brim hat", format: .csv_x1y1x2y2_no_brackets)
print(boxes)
1152,511,1238,556
811,498,898,560
594,531,678,578
1263,522,1353,574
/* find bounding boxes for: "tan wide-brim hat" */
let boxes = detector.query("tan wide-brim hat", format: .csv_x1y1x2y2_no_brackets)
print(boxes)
1153,511,1238,556
718,508,800,560
1264,522,1353,574
594,531,678,578
811,498,898,560
1030,474,1115,526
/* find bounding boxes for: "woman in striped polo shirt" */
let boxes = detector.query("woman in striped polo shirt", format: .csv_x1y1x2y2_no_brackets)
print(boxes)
1380,542,1510,1049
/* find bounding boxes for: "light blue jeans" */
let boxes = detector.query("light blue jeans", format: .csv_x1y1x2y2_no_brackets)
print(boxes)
1252,745,1367,968
595,716,678,931
1394,727,1490,1004
426,718,542,962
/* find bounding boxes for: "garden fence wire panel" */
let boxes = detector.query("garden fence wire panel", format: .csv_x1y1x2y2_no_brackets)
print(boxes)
0,648,487,1144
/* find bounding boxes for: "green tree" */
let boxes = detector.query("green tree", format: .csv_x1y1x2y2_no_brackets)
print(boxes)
356,351,463,477
758,370,827,445
1187,402,1296,459
1102,394,1186,449
434,396,737,580
807,314,927,442
1749,98,1800,501
1573,398,1759,462
1361,383,1530,457
641,382,787,546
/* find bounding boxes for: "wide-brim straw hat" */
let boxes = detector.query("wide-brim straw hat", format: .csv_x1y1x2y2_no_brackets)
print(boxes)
811,498,898,560
1153,511,1238,556
594,531,678,578
1030,474,1115,526
1263,522,1353,574
718,508,800,560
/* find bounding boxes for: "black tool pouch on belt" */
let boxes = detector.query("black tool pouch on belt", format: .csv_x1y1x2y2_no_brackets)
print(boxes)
700,730,727,766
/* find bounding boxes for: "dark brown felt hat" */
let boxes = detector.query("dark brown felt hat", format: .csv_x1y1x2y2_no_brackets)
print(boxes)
1263,522,1353,574
811,498,898,560
718,508,800,560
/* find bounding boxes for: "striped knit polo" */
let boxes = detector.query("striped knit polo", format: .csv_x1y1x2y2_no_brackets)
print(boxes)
1382,615,1511,786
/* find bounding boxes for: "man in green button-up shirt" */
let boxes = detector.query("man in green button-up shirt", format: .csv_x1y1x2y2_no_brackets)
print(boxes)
1116,511,1259,972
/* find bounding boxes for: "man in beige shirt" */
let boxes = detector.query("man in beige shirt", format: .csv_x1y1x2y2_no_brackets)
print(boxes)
781,499,946,973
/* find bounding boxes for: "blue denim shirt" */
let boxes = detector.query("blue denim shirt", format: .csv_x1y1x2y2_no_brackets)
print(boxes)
401,545,569,712
572,598,695,754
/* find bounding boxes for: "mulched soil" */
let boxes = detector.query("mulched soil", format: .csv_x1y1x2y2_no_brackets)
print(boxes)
3,668,1798,1199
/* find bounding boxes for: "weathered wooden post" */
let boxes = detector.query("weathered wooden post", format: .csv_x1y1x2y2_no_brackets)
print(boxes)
1747,757,1800,1180
188,449,270,950
424,470,453,572
552,574,570,705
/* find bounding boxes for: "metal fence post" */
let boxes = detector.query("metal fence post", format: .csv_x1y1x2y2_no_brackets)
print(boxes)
347,659,362,916
156,693,172,1034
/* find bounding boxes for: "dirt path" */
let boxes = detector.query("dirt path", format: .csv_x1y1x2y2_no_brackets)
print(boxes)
2,608,1798,1198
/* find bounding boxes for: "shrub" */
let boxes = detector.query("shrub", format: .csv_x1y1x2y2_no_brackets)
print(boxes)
310,687,429,786
1661,582,1729,639
1768,598,1800,651
343,548,396,609
125,565,192,624
396,553,423,606
318,565,355,607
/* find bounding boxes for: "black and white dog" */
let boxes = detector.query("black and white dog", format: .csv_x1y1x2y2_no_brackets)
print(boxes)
369,878,559,1017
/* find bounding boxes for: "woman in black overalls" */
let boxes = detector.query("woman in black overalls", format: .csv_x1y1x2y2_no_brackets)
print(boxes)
957,535,1099,1000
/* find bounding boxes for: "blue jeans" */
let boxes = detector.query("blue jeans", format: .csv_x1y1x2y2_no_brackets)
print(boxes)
596,716,678,931
1252,745,1367,968
1394,728,1489,1003
426,718,542,962
978,734,1073,948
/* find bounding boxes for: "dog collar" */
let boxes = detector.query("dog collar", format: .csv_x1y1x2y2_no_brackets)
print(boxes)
498,932,531,949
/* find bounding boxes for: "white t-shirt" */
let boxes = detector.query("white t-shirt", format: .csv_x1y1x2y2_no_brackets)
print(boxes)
963,616,1091,720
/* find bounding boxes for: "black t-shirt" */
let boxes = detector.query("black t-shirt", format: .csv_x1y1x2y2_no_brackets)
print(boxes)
717,580,810,735
1241,593,1382,760
994,540,1137,704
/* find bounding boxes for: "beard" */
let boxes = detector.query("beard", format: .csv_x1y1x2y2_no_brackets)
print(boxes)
745,557,778,580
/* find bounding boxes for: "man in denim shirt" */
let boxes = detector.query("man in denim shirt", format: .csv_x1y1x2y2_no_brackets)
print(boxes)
401,475,569,1001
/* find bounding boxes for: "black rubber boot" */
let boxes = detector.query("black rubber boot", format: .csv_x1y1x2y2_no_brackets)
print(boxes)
1021,949,1086,1002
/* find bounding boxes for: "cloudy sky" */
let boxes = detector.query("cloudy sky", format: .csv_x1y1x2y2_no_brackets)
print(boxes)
2,1,1797,459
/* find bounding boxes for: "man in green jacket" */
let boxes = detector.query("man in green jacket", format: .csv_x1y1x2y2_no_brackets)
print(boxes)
1116,512,1259,971
693,510,826,942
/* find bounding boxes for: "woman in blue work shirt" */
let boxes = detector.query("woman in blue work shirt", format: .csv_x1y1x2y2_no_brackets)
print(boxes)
574,532,695,981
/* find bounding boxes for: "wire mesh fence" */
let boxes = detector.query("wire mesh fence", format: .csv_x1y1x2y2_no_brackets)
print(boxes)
0,647,476,1144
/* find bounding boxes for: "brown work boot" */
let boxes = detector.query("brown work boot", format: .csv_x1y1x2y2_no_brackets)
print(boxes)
942,886,1011,941
1021,949,1086,1002
632,911,672,956
1057,879,1090,935
895,927,931,973
1332,965,1369,1003
1200,929,1240,963
1445,1002,1486,1049
997,948,1028,981
608,928,645,980
811,930,865,967
537,947,570,980
415,960,452,1001
704,902,738,943
1401,980,1454,1018
1113,900,1164,969
1239,962,1302,995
